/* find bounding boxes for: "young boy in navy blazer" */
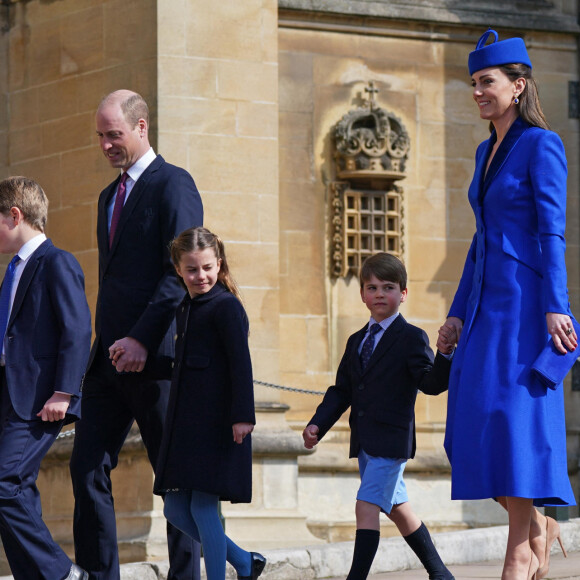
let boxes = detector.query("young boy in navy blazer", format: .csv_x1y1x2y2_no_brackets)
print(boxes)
0,177,91,580
303,253,454,580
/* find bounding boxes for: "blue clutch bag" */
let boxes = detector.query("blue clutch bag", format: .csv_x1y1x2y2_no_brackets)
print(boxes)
531,317,580,389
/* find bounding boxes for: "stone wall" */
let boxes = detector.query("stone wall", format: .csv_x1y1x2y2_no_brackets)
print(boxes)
279,0,578,31
155,0,281,393
0,0,158,308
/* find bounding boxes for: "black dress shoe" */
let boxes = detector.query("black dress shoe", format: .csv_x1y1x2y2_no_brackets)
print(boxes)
238,551,266,579
65,563,89,580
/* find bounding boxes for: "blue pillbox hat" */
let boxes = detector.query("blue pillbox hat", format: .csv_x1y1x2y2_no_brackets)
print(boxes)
468,29,532,75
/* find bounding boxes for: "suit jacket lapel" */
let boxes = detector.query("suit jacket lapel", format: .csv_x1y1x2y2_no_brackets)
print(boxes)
8,240,51,328
349,326,366,373
481,117,529,199
98,180,117,259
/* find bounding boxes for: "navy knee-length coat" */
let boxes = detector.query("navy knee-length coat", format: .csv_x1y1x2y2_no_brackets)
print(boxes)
154,283,255,503
444,117,575,506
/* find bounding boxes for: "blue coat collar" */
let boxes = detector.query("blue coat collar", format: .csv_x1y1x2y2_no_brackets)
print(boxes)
478,116,530,202
182,281,228,306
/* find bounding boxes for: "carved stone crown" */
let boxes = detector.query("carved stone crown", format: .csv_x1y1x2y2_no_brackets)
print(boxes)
334,81,410,182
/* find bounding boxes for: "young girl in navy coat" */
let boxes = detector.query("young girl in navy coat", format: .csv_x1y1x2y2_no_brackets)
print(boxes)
153,227,266,580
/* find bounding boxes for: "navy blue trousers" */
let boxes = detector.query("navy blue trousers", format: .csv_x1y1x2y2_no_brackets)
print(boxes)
0,371,72,580
70,352,201,580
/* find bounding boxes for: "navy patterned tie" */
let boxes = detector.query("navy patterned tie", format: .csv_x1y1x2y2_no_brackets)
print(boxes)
360,323,381,370
0,255,21,344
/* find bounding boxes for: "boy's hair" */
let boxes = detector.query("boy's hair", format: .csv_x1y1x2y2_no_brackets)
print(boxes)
0,176,48,232
170,227,242,302
360,253,407,290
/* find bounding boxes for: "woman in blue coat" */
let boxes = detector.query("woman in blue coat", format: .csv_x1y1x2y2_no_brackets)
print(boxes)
438,30,577,580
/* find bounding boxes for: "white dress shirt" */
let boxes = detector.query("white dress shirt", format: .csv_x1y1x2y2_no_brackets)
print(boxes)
358,312,400,356
1,233,47,360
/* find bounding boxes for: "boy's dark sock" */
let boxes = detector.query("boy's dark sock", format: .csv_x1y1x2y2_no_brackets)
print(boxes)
346,528,380,580
403,522,454,580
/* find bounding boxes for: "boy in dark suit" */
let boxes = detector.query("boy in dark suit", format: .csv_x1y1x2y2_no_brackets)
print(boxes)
303,253,454,580
0,176,91,580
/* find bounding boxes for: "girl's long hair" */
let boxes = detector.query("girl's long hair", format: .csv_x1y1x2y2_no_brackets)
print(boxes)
170,227,242,303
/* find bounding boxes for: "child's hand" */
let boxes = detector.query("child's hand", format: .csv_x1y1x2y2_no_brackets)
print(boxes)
109,345,126,366
437,317,462,354
302,424,319,449
436,332,455,355
37,392,71,422
108,337,148,372
232,422,254,444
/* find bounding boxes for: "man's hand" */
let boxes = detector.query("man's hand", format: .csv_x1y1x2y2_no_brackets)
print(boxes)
232,422,254,444
37,392,71,422
109,337,148,372
302,424,320,449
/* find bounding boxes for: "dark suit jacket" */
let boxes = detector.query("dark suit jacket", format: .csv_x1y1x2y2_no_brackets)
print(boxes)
91,154,203,368
3,239,91,423
308,314,450,460
154,284,255,503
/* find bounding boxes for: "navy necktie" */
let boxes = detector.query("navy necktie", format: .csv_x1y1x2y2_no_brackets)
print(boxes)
0,255,21,344
360,323,381,370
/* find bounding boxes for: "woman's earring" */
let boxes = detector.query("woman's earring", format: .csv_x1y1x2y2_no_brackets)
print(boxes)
514,95,520,104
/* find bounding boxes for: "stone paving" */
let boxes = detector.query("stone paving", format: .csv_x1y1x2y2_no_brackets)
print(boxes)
1,520,578,579
354,550,580,579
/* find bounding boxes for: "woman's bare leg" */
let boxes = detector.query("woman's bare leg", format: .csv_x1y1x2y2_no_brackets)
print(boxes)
496,496,546,571
501,497,536,580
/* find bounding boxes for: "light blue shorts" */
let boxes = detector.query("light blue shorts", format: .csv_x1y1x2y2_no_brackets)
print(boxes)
356,450,408,514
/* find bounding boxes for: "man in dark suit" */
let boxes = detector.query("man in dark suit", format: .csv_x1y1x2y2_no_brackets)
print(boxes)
69,90,203,580
0,176,92,580
303,253,454,580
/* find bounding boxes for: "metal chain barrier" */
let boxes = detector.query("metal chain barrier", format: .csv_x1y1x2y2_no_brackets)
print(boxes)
56,379,324,440
253,379,325,396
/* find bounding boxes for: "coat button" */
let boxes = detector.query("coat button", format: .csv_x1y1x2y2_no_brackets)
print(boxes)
358,384,365,390
358,410,364,417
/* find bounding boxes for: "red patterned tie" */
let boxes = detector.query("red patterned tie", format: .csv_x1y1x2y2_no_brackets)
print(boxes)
109,172,129,248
